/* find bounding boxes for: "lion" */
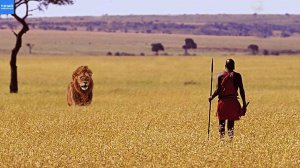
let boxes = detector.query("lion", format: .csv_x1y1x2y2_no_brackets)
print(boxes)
67,66,93,106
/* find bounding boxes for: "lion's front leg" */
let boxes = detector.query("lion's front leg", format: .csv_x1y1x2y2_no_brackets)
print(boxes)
87,92,93,105
67,83,75,106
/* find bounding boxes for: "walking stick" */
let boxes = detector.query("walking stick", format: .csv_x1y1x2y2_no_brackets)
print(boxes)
208,58,213,140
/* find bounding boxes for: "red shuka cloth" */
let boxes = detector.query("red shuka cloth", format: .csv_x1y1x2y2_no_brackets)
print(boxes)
217,72,242,121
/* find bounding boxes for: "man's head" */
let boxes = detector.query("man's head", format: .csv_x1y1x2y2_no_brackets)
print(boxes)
225,59,235,71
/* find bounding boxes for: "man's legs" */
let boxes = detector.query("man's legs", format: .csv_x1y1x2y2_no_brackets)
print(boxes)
228,120,235,139
219,120,225,139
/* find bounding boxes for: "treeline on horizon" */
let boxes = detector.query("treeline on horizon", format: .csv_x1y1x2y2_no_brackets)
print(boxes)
1,14,300,37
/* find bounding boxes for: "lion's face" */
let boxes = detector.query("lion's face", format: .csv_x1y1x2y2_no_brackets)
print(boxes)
77,72,92,91
72,66,93,91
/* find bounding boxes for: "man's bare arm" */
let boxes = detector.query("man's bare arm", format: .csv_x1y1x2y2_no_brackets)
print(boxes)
209,74,222,101
237,73,246,106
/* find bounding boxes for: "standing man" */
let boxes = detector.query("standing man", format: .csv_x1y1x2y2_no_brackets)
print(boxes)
208,59,247,139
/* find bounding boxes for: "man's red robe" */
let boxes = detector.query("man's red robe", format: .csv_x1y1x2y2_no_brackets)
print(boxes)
217,72,242,121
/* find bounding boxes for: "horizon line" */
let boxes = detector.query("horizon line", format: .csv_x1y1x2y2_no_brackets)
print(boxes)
1,13,299,19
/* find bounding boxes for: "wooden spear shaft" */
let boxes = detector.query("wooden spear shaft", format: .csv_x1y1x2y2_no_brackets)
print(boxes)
208,58,213,140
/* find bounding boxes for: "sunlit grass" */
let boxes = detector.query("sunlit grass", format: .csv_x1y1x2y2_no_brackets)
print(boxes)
0,55,299,167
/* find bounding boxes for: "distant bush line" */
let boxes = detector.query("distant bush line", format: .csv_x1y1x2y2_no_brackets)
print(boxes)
1,15,300,37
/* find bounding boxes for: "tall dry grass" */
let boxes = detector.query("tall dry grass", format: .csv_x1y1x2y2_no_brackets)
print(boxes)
0,55,299,167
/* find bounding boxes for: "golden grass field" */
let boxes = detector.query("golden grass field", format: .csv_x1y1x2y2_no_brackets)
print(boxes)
0,55,299,167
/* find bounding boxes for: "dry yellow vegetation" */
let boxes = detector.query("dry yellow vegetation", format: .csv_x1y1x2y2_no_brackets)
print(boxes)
1,30,300,56
0,55,299,167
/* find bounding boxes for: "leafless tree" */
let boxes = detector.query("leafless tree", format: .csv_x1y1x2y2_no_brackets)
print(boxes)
9,0,74,93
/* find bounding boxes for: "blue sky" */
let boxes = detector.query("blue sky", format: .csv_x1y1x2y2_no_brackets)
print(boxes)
20,0,300,17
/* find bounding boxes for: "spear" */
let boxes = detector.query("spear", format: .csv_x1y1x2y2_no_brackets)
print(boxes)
208,58,213,140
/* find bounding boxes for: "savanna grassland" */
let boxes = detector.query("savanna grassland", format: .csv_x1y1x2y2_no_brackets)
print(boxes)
1,30,300,56
0,55,299,167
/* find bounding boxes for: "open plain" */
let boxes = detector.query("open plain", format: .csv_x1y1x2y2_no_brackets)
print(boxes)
0,55,299,167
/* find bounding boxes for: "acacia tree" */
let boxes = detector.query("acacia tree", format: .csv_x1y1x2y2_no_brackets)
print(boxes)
10,0,74,93
26,43,34,54
248,44,259,55
182,38,197,55
151,43,164,56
